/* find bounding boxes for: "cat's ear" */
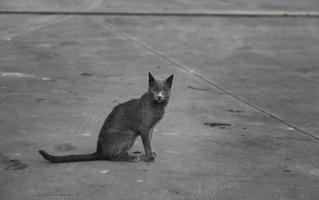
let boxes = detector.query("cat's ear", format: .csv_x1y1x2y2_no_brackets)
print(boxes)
166,74,174,88
149,72,156,86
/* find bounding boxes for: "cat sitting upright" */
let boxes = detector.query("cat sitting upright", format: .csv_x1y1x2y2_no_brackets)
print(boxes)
39,72,173,162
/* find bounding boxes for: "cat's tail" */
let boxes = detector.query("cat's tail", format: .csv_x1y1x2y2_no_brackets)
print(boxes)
38,150,102,163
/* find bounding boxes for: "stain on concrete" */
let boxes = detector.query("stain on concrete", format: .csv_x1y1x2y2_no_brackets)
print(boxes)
80,72,94,77
0,72,52,81
204,122,231,128
54,143,78,152
168,188,181,195
1,72,35,78
81,132,92,137
240,136,280,150
206,135,286,155
0,153,27,170
219,126,227,129
187,85,210,92
35,98,46,102
226,109,245,113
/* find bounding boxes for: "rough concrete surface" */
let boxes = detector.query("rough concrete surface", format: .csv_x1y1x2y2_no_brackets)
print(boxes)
1,0,319,12
1,1,319,200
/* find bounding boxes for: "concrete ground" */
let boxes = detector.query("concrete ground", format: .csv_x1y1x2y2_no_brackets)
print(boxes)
1,1,319,200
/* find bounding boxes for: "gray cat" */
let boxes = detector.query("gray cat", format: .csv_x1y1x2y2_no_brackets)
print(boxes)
39,72,173,162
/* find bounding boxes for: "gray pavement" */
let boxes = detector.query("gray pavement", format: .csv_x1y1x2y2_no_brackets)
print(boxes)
1,0,319,12
1,1,319,200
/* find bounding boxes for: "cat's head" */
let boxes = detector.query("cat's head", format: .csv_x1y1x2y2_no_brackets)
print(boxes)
148,72,174,104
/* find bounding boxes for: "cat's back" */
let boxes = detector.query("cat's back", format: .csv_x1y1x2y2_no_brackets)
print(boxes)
101,98,142,131
116,98,142,118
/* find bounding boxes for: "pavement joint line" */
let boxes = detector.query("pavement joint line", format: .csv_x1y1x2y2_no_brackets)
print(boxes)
90,17,319,142
0,15,72,40
0,1,101,40
1,10,319,18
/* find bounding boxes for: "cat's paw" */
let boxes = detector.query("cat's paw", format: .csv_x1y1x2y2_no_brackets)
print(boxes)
128,155,140,162
145,156,155,162
141,154,156,162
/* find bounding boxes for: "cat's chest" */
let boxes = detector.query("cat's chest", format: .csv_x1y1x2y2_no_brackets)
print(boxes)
140,106,164,128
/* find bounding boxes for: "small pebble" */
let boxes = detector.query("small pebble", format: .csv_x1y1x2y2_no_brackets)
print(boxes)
81,132,92,137
100,170,109,174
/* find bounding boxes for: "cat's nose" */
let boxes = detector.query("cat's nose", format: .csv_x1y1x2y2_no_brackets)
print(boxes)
157,92,164,100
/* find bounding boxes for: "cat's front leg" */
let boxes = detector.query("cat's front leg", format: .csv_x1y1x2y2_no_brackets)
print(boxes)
140,129,156,162
149,127,157,157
